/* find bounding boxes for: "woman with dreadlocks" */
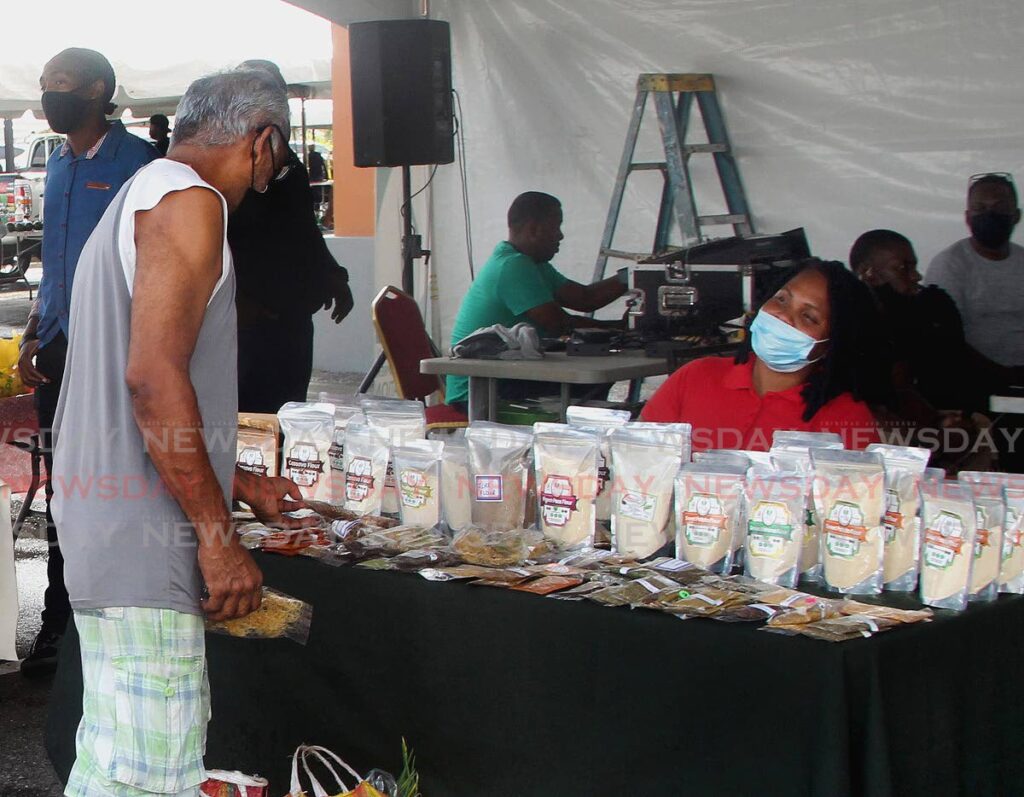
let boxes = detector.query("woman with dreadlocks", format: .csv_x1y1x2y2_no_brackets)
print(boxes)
641,259,890,451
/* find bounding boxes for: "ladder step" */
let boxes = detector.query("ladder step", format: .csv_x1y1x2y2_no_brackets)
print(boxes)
638,73,715,93
628,162,667,172
600,248,650,262
698,214,750,226
682,143,729,154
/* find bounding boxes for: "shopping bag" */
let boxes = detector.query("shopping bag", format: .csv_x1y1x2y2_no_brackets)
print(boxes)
285,744,389,797
201,769,269,797
0,335,25,398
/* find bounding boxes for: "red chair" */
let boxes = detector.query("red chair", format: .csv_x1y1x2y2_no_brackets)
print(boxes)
371,285,468,431
0,393,45,540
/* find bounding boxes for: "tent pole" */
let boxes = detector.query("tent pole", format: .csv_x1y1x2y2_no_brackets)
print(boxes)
301,98,308,168
3,119,14,173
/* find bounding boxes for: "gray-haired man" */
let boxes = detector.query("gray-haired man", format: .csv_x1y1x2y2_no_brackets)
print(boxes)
51,70,308,797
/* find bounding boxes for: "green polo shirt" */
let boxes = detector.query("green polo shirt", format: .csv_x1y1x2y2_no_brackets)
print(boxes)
446,241,571,404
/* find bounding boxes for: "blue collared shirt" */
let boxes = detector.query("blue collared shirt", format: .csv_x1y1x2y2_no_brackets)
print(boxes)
37,121,158,347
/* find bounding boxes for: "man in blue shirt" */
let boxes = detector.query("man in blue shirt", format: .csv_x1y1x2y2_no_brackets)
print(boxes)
16,48,157,675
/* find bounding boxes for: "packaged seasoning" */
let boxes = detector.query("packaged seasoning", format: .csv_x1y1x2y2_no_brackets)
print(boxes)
608,426,684,559
919,482,977,611
305,500,399,528
317,394,364,505
565,406,631,524
511,575,585,595
363,399,427,515
440,434,473,533
791,614,899,642
452,526,532,567
958,474,1005,603
342,422,391,516
771,432,844,582
866,444,930,591
466,423,533,532
674,463,746,573
533,426,600,550
393,439,444,529
205,588,313,645
838,599,932,624
278,402,336,502
743,471,808,587
236,413,279,478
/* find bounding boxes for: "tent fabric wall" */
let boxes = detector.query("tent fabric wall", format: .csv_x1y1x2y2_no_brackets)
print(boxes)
423,0,1024,349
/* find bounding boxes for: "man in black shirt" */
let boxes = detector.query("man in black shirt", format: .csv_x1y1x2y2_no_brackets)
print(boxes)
148,113,170,156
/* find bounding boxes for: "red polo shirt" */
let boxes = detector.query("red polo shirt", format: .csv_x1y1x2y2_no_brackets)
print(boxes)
641,356,879,452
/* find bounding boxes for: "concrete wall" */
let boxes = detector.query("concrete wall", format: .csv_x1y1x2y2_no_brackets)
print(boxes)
312,236,376,373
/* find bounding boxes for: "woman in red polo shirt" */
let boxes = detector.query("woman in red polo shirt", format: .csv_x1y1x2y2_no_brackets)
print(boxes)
641,259,887,451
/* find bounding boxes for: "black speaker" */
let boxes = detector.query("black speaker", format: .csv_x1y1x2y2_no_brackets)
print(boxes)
349,19,455,167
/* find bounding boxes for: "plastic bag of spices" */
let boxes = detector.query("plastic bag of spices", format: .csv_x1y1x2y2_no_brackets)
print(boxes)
278,402,336,503
958,473,1005,603
674,462,746,574
206,588,313,645
866,444,931,592
466,423,534,532
608,425,685,559
565,406,631,526
362,399,427,515
810,450,886,596
532,426,600,550
743,470,808,588
771,432,845,583
343,422,391,516
919,481,977,611
393,439,444,529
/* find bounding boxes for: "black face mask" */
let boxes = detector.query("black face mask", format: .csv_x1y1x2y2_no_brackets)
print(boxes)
41,90,91,134
969,211,1016,250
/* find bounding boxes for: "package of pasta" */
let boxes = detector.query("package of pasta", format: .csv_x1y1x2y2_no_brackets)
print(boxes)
608,426,684,559
278,402,336,503
919,481,977,611
466,423,533,532
343,422,391,516
565,406,631,525
205,588,313,645
958,474,1005,603
362,398,427,515
674,463,746,574
533,426,600,550
866,444,931,591
743,471,808,587
1002,480,1024,594
393,439,444,529
318,394,365,505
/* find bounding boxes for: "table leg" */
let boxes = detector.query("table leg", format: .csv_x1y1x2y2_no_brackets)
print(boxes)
560,383,571,422
467,376,487,422
487,378,498,422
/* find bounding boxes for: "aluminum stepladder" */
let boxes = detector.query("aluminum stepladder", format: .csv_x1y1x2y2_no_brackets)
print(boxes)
592,73,754,284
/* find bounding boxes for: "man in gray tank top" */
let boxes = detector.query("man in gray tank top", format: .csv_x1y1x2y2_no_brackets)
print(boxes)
51,70,311,797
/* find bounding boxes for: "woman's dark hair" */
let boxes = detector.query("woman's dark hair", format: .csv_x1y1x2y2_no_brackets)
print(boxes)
736,258,892,421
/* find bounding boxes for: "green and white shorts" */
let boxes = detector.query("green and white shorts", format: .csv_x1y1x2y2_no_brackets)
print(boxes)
65,607,210,797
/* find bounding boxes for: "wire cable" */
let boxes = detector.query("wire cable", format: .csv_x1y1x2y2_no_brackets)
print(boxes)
453,89,475,279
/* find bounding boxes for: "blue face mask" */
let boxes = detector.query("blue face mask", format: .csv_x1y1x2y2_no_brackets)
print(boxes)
750,309,828,373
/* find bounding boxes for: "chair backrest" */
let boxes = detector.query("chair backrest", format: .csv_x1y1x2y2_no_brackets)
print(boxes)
371,285,444,402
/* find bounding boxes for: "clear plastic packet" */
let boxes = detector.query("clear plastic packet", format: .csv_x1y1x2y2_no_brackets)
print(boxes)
789,613,899,642
919,481,977,611
278,402,336,502
205,588,313,645
691,450,751,469
1003,483,1024,594
533,426,600,550
838,599,933,624
957,475,1004,603
810,449,886,596
388,548,462,571
548,581,609,601
200,769,269,797
771,432,844,582
466,423,533,532
440,435,473,533
623,421,693,463
608,426,684,559
743,470,808,587
317,395,364,505
674,463,746,573
565,406,631,526
343,422,391,516
236,413,280,478
923,467,946,485
363,399,428,515
764,595,841,628
865,444,931,591
393,439,444,529
452,526,532,566
511,575,585,595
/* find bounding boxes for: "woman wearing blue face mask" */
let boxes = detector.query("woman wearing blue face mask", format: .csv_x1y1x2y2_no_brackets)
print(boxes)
641,259,889,451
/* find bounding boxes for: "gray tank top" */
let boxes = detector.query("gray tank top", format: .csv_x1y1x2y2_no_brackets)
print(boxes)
51,164,237,616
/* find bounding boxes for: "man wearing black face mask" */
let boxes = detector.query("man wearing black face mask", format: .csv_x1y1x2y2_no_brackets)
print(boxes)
16,48,157,676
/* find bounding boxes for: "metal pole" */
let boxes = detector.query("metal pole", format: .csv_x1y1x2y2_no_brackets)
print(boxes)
3,119,14,173
301,98,308,169
401,164,414,294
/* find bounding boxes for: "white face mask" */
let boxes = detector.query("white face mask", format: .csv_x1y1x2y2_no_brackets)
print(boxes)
750,309,829,373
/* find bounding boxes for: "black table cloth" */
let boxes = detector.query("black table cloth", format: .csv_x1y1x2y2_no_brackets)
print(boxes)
47,553,1024,796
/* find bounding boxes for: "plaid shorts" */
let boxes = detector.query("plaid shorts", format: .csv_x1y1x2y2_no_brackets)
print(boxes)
65,607,210,797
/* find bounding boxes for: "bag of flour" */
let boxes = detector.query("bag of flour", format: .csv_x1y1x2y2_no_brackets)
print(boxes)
608,426,684,559
236,413,279,479
343,422,391,516
394,439,445,529
466,423,534,532
674,463,746,573
533,427,600,550
278,402,335,502
866,444,931,591
1001,480,1024,594
810,449,886,596
441,434,473,533
565,406,631,524
318,393,365,504
919,481,977,611
624,421,693,464
958,473,1006,603
363,399,427,515
743,470,808,587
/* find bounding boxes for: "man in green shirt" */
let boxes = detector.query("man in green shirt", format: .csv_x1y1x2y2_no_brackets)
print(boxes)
446,191,629,406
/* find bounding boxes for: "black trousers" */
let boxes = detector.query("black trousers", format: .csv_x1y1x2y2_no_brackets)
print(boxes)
237,316,315,414
34,332,70,634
